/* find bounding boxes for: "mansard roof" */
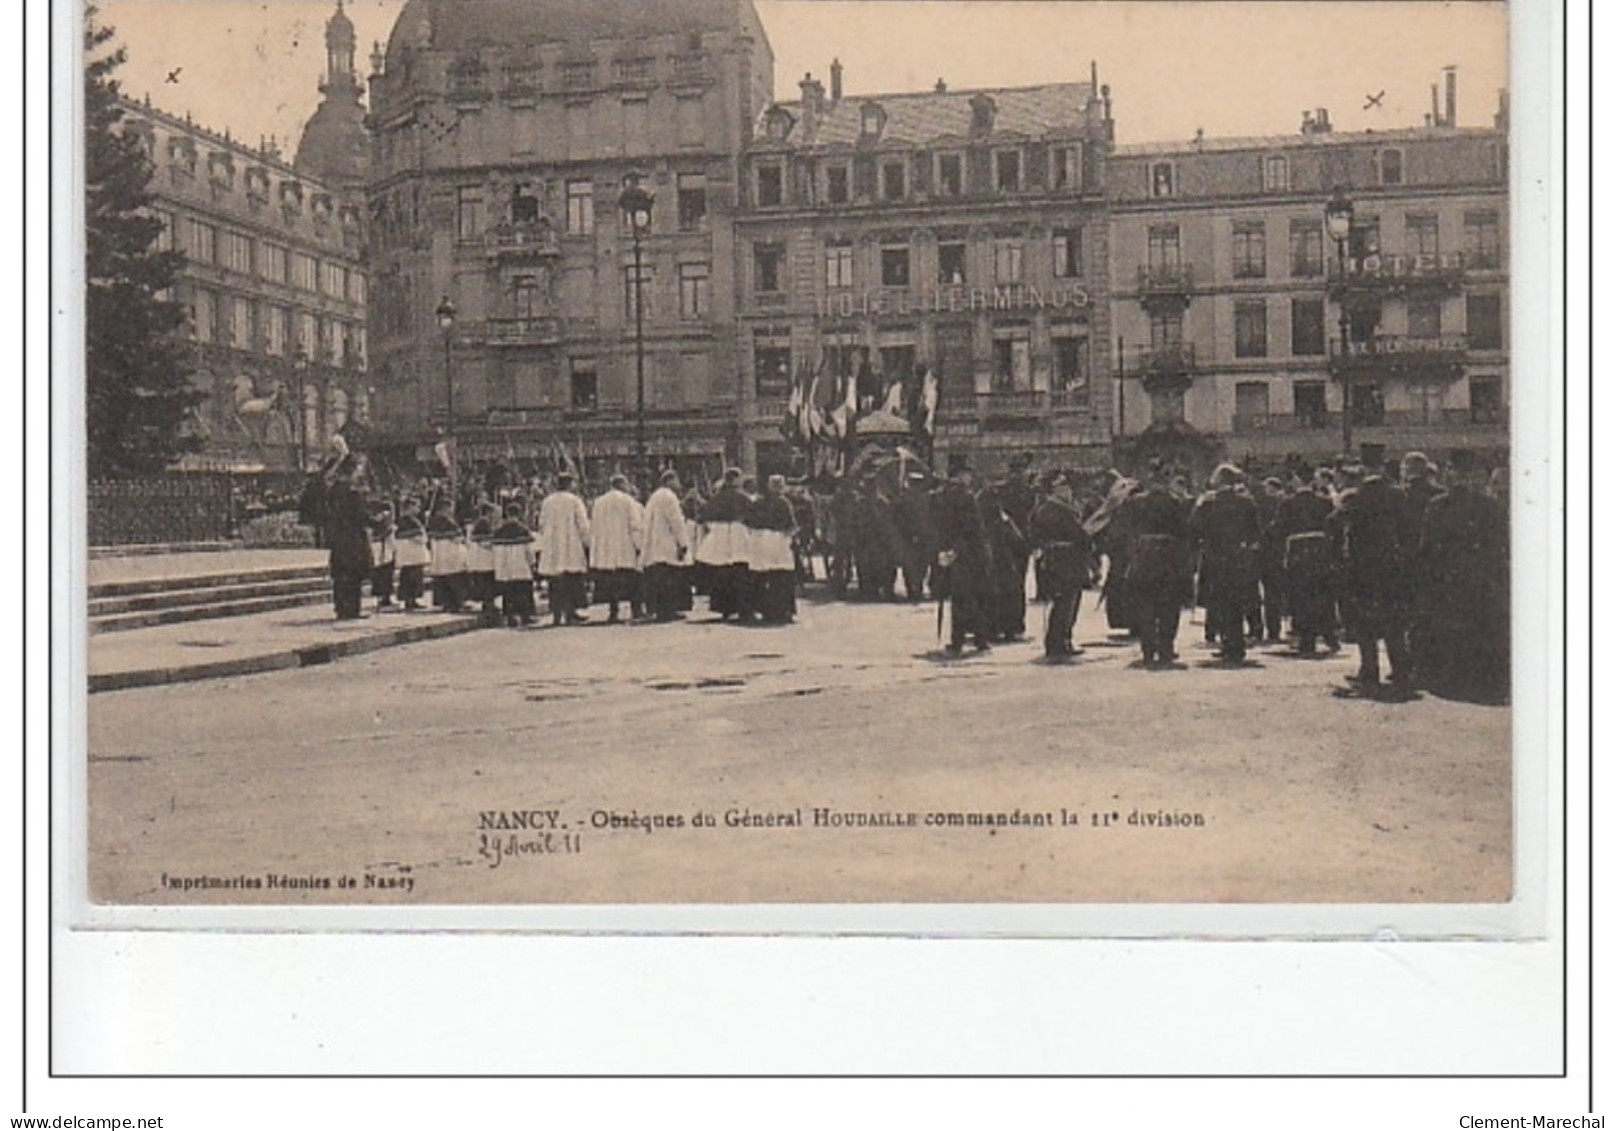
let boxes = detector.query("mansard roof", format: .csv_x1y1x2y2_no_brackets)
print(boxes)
763,82,1097,149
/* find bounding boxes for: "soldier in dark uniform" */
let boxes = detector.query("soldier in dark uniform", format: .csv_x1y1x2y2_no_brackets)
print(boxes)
1329,465,1417,699
1418,462,1509,703
977,478,1028,642
1112,462,1191,667
1270,471,1340,655
1027,473,1094,659
1189,464,1263,664
932,464,995,655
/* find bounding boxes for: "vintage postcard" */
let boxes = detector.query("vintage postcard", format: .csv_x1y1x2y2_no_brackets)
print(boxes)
65,0,1552,937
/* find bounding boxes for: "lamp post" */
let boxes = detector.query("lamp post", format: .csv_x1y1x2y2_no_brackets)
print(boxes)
292,344,310,472
618,174,655,476
1324,188,1355,458
436,295,456,488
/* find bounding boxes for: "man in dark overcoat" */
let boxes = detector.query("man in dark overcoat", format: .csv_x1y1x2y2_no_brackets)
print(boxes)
1189,464,1264,663
1330,467,1418,697
932,464,995,655
1027,472,1094,659
1270,472,1340,655
1112,462,1191,666
322,452,374,621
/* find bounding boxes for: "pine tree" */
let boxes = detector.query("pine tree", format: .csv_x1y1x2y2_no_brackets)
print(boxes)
84,5,202,477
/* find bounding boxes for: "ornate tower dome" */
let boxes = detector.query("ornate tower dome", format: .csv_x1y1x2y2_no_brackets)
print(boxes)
294,1,371,191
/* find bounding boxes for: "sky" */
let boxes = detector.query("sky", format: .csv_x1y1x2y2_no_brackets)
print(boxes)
96,0,1509,158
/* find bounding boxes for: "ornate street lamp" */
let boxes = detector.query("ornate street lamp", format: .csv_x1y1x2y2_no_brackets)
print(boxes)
1324,188,1355,457
292,343,310,472
436,295,456,487
618,173,655,474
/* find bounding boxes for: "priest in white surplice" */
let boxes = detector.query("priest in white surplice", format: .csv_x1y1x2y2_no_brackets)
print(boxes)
589,474,644,624
537,471,592,626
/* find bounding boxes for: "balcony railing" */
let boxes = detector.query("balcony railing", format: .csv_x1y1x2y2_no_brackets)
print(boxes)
980,389,1047,415
1137,343,1197,390
1230,408,1505,435
1329,334,1468,371
1137,263,1195,294
484,223,561,259
1327,252,1468,295
465,316,563,348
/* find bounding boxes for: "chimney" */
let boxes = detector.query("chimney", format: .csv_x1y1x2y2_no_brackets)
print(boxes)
1445,66,1458,128
1431,84,1442,126
1495,87,1509,131
1314,107,1331,133
800,72,825,137
829,57,843,102
1301,110,1314,134
935,77,947,93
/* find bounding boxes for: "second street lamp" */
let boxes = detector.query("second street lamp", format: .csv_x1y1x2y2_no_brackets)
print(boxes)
436,295,457,489
1324,188,1355,458
618,174,654,476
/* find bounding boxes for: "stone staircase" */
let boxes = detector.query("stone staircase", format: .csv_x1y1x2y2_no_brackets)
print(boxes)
89,565,332,634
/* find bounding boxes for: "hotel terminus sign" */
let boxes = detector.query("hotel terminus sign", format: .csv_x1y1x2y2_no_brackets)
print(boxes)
814,284,1093,321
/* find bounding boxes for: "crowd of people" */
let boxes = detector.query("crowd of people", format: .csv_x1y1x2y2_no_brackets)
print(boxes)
312,437,1510,707
315,449,804,631
930,450,1510,705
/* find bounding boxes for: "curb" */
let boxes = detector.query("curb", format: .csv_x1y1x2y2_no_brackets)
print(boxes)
88,541,243,559
88,615,487,694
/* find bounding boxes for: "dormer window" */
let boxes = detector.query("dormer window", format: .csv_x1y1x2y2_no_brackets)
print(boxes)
168,137,197,176
824,163,850,204
764,106,795,141
995,150,1022,192
245,167,270,202
206,151,235,188
756,163,784,207
881,158,907,201
969,93,996,137
1378,147,1404,186
860,102,886,139
1149,160,1175,198
280,180,304,214
1053,144,1083,190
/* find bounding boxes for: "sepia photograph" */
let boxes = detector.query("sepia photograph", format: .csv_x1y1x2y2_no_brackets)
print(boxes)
70,0,1533,922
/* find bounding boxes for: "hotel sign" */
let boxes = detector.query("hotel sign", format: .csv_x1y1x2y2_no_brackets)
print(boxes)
815,284,1091,321
1332,252,1468,281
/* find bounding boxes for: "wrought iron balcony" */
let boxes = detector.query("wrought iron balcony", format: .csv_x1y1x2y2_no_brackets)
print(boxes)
1137,263,1194,294
484,223,561,260
979,389,1048,416
1327,253,1467,296
1137,343,1197,391
1230,407,1503,435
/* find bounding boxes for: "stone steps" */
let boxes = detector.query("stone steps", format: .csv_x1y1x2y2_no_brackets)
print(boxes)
88,566,332,635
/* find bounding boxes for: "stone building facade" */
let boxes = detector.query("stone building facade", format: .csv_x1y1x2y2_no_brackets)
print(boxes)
733,68,1117,476
1107,94,1509,469
124,96,370,473
364,0,775,478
